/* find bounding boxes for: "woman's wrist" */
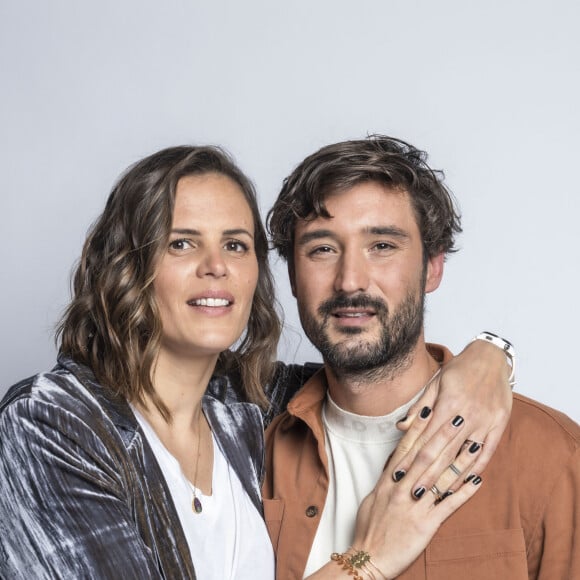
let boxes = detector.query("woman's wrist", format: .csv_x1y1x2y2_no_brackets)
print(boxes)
330,547,390,580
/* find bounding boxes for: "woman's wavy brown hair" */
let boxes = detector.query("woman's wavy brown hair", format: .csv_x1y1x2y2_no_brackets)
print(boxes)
57,146,281,419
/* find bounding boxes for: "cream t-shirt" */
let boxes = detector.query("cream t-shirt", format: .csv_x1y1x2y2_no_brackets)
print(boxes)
303,390,423,577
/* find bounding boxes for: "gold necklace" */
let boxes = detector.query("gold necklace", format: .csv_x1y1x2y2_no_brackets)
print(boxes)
191,411,203,514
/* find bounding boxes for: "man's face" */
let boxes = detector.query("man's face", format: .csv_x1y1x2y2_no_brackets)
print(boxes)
291,181,444,378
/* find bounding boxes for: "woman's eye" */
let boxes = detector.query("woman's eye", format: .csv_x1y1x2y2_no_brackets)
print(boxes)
169,239,191,251
225,240,249,253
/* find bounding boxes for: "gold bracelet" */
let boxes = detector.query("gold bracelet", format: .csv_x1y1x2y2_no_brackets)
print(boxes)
364,558,388,580
350,547,389,580
331,548,390,580
330,551,365,579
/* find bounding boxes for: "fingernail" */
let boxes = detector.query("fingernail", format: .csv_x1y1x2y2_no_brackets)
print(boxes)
420,406,432,419
452,415,464,427
441,490,454,500
464,474,475,483
472,476,482,485
468,442,481,454
393,470,406,482
413,486,426,499
397,415,408,424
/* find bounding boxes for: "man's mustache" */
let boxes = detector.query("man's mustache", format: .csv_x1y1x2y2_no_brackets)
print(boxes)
318,294,389,317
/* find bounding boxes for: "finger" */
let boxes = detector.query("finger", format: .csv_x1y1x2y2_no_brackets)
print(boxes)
428,475,483,520
396,372,440,433
403,415,469,499
429,439,483,499
389,403,436,481
395,400,483,484
469,420,505,475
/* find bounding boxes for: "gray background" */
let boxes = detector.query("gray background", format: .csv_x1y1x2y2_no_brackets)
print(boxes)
1,0,579,422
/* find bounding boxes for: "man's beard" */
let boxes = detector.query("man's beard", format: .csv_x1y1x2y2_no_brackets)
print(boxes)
299,288,425,382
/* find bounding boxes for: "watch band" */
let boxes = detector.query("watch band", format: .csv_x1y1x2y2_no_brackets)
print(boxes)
473,331,516,387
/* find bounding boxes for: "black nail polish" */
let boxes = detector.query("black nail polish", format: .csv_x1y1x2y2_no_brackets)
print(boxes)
472,476,482,485
413,486,426,499
420,406,432,419
397,415,408,424
441,490,454,500
393,470,406,482
468,442,481,454
452,415,464,427
464,474,475,483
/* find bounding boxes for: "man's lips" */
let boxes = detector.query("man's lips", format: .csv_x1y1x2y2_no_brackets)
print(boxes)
332,309,376,318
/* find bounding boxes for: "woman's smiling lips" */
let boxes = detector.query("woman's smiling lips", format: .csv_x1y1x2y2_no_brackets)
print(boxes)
186,291,235,314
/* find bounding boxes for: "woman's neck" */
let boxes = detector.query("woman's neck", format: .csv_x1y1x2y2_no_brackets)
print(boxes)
138,348,219,431
133,348,216,495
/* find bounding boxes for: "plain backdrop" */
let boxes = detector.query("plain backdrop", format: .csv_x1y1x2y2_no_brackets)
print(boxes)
1,0,579,422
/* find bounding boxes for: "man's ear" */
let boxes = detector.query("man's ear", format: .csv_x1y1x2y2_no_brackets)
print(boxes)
425,252,445,293
288,261,297,297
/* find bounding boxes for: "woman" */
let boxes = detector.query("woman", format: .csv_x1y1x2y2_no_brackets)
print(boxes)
0,146,510,578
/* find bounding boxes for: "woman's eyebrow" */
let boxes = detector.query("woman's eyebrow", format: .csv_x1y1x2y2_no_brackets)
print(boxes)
170,227,253,238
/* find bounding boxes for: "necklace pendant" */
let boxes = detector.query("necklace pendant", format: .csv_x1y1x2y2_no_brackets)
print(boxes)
192,495,203,514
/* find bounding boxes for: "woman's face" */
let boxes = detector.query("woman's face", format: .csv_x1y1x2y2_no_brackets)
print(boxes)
153,172,259,361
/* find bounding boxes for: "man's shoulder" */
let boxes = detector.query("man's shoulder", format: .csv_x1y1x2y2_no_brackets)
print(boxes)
265,368,329,446
497,392,580,493
511,392,580,447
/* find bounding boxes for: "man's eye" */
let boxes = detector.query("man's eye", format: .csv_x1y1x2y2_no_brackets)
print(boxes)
373,242,395,251
310,245,333,255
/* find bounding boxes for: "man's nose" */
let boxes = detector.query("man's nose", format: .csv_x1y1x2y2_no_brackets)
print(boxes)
333,249,369,294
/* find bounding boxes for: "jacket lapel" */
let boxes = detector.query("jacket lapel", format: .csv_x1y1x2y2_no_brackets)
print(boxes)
59,356,196,579
203,395,265,515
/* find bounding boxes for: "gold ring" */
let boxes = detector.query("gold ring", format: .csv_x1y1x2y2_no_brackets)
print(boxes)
430,485,442,499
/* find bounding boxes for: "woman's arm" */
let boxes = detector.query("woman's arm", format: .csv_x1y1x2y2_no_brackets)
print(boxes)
0,392,163,579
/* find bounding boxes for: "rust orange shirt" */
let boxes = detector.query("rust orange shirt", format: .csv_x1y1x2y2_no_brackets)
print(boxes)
263,347,580,580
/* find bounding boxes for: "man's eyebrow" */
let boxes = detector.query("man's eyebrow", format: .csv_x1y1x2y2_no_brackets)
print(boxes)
170,228,253,238
296,230,336,246
297,226,410,246
365,226,409,239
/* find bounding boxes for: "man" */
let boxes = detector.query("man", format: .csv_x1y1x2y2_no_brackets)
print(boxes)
263,136,580,579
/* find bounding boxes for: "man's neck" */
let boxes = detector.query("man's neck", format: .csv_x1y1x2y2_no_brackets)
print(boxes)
324,340,440,417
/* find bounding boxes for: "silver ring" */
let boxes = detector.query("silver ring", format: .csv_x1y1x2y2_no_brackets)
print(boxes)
448,463,461,476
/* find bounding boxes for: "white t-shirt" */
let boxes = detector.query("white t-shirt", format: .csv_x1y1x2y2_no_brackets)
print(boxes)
133,407,275,580
303,390,423,577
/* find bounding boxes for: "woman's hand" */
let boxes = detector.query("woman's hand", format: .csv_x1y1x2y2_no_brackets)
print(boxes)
390,338,512,488
352,419,483,579
305,413,483,579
